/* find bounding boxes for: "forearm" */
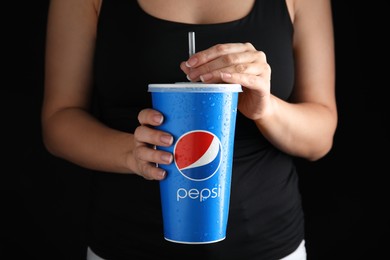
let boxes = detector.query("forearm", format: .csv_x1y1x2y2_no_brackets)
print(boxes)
42,108,136,173
255,95,337,161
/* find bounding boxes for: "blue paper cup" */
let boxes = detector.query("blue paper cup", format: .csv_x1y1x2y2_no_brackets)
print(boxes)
148,83,242,244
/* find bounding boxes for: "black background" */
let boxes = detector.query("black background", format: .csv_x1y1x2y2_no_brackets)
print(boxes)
1,1,388,259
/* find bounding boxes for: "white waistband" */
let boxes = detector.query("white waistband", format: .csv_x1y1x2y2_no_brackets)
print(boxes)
87,240,306,260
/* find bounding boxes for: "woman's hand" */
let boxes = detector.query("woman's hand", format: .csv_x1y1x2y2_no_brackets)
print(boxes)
132,108,174,180
180,42,272,121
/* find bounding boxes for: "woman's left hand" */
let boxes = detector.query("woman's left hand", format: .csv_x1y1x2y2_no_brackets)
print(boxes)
180,42,272,121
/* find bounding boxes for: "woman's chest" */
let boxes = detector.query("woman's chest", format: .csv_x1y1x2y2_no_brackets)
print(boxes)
136,0,256,24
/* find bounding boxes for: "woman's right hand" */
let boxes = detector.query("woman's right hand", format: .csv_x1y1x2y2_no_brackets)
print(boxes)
132,108,174,180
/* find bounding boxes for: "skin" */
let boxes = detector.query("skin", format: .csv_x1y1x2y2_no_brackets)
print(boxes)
42,0,337,181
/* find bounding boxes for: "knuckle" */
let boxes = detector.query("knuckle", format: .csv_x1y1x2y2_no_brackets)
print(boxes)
235,64,248,73
133,146,142,160
215,43,228,53
133,126,142,139
152,150,160,163
257,51,267,61
247,76,258,86
197,51,209,64
202,65,211,74
244,42,255,49
222,54,236,65
264,64,272,74
141,164,153,180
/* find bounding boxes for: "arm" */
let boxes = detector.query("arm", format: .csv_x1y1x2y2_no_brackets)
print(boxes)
42,0,172,179
259,0,337,161
180,0,337,161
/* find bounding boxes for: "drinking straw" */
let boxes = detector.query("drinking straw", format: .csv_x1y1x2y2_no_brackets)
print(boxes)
188,31,195,57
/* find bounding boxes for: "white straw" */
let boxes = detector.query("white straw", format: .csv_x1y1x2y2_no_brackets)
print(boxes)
188,31,195,57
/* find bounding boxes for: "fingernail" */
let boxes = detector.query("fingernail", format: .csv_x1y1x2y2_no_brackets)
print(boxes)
160,134,173,145
158,170,166,179
186,74,192,81
153,114,163,124
185,57,198,68
221,72,232,79
161,154,173,163
200,73,212,82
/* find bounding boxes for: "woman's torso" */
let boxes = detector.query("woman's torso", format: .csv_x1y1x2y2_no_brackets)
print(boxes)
88,1,304,259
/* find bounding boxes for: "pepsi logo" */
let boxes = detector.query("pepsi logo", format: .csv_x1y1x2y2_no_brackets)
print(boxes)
174,130,222,181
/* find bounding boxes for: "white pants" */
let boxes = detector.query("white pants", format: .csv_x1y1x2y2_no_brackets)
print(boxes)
87,247,105,260
87,240,306,260
280,240,307,260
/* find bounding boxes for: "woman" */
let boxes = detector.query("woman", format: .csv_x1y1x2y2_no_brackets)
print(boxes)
42,0,337,259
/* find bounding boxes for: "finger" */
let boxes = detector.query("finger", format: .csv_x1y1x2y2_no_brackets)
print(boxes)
180,61,191,77
135,145,173,165
185,42,256,69
138,108,164,126
134,145,172,180
134,125,173,147
197,62,261,83
220,72,268,90
197,59,271,84
138,162,167,181
188,50,266,82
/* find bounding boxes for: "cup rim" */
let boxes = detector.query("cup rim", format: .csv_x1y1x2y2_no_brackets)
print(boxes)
148,83,242,93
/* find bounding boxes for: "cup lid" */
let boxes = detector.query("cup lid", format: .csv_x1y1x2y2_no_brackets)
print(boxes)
148,83,242,93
